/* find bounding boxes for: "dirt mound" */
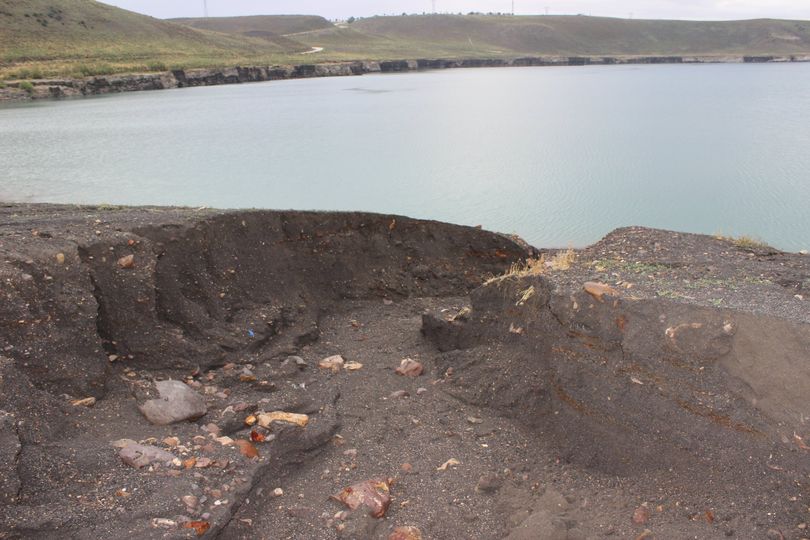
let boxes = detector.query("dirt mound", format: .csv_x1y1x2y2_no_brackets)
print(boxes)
1,207,809,539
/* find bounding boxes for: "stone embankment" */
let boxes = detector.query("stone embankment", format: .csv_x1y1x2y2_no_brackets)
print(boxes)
2,53,809,102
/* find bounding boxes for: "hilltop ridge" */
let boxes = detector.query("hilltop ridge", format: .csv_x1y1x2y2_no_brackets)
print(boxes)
0,0,306,79
3,2,810,84
296,14,810,58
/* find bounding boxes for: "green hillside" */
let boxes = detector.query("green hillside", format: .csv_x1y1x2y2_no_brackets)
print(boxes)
4,4,810,81
296,14,810,59
0,0,304,79
171,14,334,37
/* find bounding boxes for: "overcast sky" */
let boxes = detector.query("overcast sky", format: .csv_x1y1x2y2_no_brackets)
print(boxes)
98,0,810,20
98,1,810,21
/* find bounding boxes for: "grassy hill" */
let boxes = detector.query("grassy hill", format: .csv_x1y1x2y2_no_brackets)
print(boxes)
168,15,330,53
171,15,333,37
0,0,306,79
3,5,810,81
293,14,810,59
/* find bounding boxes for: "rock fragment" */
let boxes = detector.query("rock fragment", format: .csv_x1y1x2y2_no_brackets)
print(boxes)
151,518,177,529
118,442,175,469
395,358,424,377
390,526,423,540
632,504,650,525
583,281,619,302
71,397,96,407
332,478,392,518
437,458,460,471
476,474,503,494
235,439,259,458
117,254,135,269
319,355,345,372
138,380,207,425
257,411,309,428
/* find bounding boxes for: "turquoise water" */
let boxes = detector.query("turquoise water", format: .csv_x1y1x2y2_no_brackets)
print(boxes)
1,63,809,250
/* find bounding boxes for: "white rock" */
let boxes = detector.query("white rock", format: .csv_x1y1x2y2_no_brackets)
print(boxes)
138,380,207,425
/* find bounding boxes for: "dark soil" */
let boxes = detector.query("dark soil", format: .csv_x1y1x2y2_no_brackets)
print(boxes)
1,206,809,540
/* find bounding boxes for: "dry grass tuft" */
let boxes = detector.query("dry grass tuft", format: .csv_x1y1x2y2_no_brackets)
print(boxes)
715,233,771,251
485,248,577,285
548,248,576,271
732,235,770,250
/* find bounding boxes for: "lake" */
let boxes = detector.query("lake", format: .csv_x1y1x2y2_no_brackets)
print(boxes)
1,63,809,251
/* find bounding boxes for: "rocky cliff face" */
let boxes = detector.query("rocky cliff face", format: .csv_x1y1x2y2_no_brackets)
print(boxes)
2,53,809,102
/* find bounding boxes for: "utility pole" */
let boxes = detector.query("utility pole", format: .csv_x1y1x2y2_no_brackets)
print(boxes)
512,0,515,15
432,0,436,14
203,0,208,17
545,6,549,15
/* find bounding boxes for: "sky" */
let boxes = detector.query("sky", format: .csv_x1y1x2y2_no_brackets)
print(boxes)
99,1,810,21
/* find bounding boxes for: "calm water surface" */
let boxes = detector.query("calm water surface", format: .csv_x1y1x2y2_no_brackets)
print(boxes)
1,63,809,250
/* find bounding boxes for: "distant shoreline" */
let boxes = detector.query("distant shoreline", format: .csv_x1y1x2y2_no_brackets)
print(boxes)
2,53,809,103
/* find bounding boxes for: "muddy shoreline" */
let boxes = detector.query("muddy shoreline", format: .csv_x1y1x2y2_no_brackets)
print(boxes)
1,204,809,539
2,53,810,103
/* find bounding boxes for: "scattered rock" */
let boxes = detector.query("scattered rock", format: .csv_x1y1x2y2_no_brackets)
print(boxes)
332,478,392,518
437,458,460,471
235,439,259,458
151,518,177,529
55,253,65,265
476,474,503,494
111,438,137,449
319,355,345,372
138,380,207,425
117,254,135,269
215,436,235,446
395,358,424,377
273,488,284,497
71,397,96,407
203,423,221,435
118,442,176,469
344,361,364,371
632,505,650,525
583,281,619,302
288,355,307,368
390,526,423,540
257,411,309,428
183,520,210,536
389,390,409,399
163,436,180,447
